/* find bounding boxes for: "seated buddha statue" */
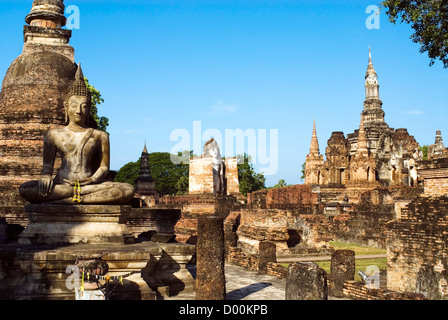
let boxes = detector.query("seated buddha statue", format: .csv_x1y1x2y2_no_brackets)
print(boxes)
19,64,135,205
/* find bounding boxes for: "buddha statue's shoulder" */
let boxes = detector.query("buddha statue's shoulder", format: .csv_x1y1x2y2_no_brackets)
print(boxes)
91,129,110,140
44,127,68,140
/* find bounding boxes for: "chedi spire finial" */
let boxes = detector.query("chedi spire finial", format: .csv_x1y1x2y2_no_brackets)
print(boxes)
25,0,66,28
309,120,320,156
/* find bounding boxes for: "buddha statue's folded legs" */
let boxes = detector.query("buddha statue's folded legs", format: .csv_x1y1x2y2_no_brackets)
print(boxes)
20,180,135,205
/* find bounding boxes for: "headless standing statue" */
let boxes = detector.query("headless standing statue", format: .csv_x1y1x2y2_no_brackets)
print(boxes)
20,64,134,205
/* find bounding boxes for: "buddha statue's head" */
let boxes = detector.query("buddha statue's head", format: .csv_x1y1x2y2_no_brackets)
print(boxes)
64,63,97,129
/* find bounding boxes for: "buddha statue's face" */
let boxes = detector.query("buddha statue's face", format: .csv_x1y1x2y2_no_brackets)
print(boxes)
67,95,90,127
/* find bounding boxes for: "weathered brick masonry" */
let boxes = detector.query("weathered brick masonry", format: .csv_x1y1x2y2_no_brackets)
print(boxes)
0,1,76,227
386,158,448,299
328,186,421,248
387,196,448,298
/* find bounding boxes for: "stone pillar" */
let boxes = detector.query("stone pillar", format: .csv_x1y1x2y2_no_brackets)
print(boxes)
258,241,276,274
329,250,355,298
285,262,328,300
196,216,226,300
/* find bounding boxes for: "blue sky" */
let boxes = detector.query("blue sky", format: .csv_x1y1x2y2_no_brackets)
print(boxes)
1,1,447,187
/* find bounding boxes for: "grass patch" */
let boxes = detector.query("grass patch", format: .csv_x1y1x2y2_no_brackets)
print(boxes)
314,258,387,281
280,258,387,281
329,241,386,256
280,242,387,282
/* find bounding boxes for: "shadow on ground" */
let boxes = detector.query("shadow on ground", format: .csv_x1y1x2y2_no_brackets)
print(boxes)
226,282,272,300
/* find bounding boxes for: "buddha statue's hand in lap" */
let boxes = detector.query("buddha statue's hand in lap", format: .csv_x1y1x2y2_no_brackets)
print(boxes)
20,64,135,205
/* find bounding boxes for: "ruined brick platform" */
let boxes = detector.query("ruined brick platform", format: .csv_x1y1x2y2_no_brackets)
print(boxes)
18,204,134,245
0,241,196,300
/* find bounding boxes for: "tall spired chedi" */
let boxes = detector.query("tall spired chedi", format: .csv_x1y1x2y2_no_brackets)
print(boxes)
304,49,420,189
134,143,159,206
0,1,77,224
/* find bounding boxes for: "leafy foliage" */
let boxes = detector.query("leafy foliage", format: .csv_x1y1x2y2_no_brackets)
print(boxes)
116,151,266,197
419,145,429,160
115,152,189,196
176,176,190,195
84,78,109,132
300,161,306,180
380,0,448,68
237,153,266,196
274,179,287,188
114,159,141,186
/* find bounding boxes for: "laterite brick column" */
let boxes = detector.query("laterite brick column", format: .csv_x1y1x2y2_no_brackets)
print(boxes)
195,216,226,300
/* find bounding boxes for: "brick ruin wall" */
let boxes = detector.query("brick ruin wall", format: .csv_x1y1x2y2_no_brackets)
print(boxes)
242,184,422,252
226,246,287,279
125,208,181,239
247,184,317,210
419,158,448,196
387,196,448,299
157,194,242,244
235,208,300,254
423,177,448,196
0,50,76,228
329,186,422,248
343,279,426,300
189,157,239,195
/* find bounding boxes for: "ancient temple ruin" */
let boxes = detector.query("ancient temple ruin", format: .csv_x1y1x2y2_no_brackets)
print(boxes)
0,1,196,301
134,143,160,206
189,138,240,196
0,0,77,226
2,1,448,302
305,49,420,195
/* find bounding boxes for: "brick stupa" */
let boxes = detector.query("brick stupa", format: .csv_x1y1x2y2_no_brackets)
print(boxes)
0,0,77,225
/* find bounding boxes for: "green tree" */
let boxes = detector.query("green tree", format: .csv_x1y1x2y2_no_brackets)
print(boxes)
380,0,448,68
419,145,429,160
176,176,189,195
84,78,109,132
237,153,266,196
114,159,141,186
148,152,189,196
274,179,287,188
115,152,190,196
300,162,306,180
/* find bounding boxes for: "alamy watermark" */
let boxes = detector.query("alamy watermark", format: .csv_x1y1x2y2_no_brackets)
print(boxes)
66,265,81,290
169,121,279,176
359,265,381,289
366,5,380,30
65,5,380,32
66,5,80,30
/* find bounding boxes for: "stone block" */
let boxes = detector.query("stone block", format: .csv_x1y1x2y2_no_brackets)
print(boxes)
329,249,355,297
285,262,328,300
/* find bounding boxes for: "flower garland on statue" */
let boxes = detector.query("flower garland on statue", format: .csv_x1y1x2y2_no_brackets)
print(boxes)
78,271,139,296
73,180,82,203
